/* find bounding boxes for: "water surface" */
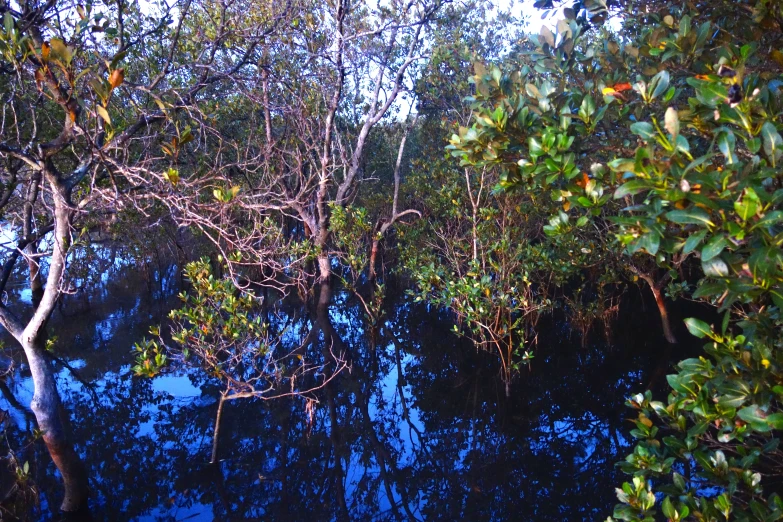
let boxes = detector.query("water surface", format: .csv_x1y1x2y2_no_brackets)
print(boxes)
0,270,699,520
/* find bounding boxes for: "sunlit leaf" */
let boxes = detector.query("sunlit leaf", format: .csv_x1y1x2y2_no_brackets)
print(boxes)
684,317,712,338
96,105,111,125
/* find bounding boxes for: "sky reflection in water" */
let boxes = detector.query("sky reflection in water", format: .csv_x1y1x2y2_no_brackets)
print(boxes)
0,268,696,521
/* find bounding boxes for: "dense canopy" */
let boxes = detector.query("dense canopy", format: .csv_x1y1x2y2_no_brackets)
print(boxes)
1,0,783,519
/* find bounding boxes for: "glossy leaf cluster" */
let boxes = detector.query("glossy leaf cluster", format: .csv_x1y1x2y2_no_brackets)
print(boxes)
444,0,783,519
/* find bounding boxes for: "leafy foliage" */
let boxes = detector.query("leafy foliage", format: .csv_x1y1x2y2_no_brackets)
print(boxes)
6,0,783,517
135,258,343,401
408,192,551,394
439,0,783,518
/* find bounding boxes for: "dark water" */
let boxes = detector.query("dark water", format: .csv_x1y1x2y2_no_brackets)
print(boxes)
0,267,702,521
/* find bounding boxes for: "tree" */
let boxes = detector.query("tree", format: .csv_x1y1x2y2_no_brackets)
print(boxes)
130,0,450,306
134,257,347,463
444,0,783,518
408,164,551,396
0,0,292,509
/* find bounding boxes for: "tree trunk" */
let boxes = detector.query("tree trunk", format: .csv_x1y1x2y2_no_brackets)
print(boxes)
317,253,331,283
23,172,44,307
313,232,331,305
318,280,332,308
210,392,227,464
368,239,380,282
632,266,678,345
22,339,88,512
22,176,88,512
503,343,512,398
650,284,677,344
26,242,44,307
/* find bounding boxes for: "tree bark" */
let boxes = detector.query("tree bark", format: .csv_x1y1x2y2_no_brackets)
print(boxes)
23,339,88,512
0,173,90,512
631,265,677,344
210,392,227,464
23,171,44,306
318,279,332,308
464,168,485,264
317,253,331,284
650,283,677,344
368,239,380,282
368,112,420,283
26,244,44,307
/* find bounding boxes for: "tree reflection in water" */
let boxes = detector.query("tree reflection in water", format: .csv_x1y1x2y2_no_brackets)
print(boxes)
0,269,699,520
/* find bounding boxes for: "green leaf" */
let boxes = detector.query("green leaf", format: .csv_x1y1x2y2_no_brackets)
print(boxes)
679,14,691,37
608,158,635,173
110,49,128,69
761,122,783,167
717,394,747,409
767,413,783,430
717,130,736,164
753,211,783,229
771,287,783,309
684,317,712,338
672,472,686,492
630,122,655,140
651,70,670,100
614,179,649,198
683,229,707,254
662,497,675,519
637,232,660,255
701,235,728,261
675,134,690,155
702,256,729,277
693,281,725,298
164,168,179,186
613,504,637,520
687,78,728,107
738,405,772,432
529,136,544,158
579,95,596,120
665,208,714,226
3,12,12,35
734,187,760,221
748,247,783,279
721,309,730,335
714,493,732,519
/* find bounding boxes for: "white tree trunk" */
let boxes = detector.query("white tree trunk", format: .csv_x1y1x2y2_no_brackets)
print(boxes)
23,339,88,512
0,175,89,512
